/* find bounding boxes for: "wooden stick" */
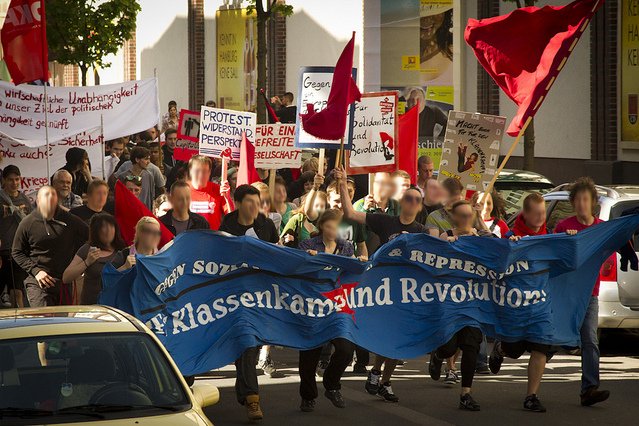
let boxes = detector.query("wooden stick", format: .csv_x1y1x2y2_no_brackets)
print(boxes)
368,173,374,194
318,148,326,175
221,158,228,184
268,169,276,200
484,116,532,195
335,137,345,169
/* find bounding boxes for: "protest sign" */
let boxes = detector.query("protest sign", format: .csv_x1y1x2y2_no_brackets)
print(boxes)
295,66,356,150
198,106,256,161
177,109,201,143
0,78,159,146
173,139,199,162
101,215,639,375
254,123,301,169
0,128,103,200
347,92,398,174
438,111,505,191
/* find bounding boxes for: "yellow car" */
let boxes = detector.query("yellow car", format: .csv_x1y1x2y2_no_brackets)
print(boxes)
0,306,219,425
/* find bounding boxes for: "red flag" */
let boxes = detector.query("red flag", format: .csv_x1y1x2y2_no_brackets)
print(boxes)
397,105,419,185
465,0,602,136
260,88,280,123
236,132,261,187
300,32,361,140
114,181,173,248
1,0,48,85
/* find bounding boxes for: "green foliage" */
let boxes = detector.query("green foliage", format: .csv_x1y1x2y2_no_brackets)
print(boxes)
46,0,140,79
245,0,293,21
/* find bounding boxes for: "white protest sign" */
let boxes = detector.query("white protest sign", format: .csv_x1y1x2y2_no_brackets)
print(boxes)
294,66,355,149
347,92,398,174
198,106,256,160
254,124,301,169
437,111,506,191
0,128,104,199
0,78,159,147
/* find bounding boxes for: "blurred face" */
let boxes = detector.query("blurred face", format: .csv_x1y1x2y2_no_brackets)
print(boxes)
313,197,327,216
166,133,178,149
169,106,177,117
53,172,72,198
474,193,493,220
147,127,158,140
573,190,595,218
149,147,160,165
189,161,211,187
88,185,108,209
453,204,474,229
125,181,142,198
138,222,161,248
443,187,463,207
228,173,237,192
419,160,435,179
321,219,339,242
373,173,393,200
303,179,314,194
136,156,151,169
3,173,21,194
407,89,425,112
98,223,116,247
274,184,287,204
111,141,124,158
239,193,261,221
393,176,411,200
425,179,443,204
170,186,191,213
523,200,546,229
400,188,423,216
259,190,271,215
37,187,58,216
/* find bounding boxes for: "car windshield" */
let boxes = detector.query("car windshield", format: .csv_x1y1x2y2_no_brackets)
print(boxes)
497,186,554,219
0,333,190,424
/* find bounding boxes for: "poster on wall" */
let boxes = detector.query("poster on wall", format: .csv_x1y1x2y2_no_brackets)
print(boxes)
198,106,256,160
347,92,398,174
621,0,639,142
438,111,505,191
216,8,257,112
294,66,356,150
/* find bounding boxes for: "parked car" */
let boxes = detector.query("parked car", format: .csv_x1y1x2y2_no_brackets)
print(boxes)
0,305,219,425
542,185,639,330
495,169,555,219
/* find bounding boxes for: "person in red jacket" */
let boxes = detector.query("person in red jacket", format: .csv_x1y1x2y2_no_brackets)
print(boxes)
187,155,233,230
489,193,550,413
554,177,609,407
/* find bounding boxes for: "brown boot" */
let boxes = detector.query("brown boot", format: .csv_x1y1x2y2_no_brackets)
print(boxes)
245,394,263,421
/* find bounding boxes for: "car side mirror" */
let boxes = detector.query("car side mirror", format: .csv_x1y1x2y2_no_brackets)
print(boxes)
191,382,220,408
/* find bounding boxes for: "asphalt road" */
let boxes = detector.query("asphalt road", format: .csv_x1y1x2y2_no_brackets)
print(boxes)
200,329,639,426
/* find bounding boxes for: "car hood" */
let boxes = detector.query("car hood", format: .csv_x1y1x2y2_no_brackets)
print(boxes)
50,410,211,426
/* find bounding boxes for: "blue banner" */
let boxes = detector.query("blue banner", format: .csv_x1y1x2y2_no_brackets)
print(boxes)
101,215,639,376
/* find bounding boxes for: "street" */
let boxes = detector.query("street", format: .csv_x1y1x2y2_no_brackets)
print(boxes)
201,330,639,425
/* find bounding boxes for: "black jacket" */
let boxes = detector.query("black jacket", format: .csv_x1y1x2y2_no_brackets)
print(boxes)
159,210,210,235
12,207,89,279
219,210,279,243
277,105,297,124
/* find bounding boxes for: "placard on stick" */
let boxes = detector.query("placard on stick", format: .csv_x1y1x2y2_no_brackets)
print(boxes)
294,66,356,150
198,106,256,160
177,109,201,143
254,124,302,169
346,92,398,174
437,111,506,191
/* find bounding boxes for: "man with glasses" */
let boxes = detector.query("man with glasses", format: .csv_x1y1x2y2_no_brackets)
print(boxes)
335,166,430,403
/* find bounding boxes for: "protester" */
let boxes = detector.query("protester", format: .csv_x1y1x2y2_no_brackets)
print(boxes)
148,141,169,178
70,180,110,223
104,138,126,179
489,192,550,413
297,209,356,412
425,177,463,236
52,169,83,211
554,177,610,407
252,182,282,230
114,141,166,202
336,166,428,402
0,165,32,307
163,128,178,168
206,100,217,108
272,176,296,232
391,170,412,201
290,171,316,206
274,92,297,123
160,181,209,235
59,147,92,197
115,217,162,271
417,155,435,189
116,146,156,210
281,190,327,248
187,155,232,230
416,178,444,224
471,191,509,238
63,213,126,304
162,100,179,132
124,175,143,199
12,186,88,307
353,171,398,254
219,184,279,422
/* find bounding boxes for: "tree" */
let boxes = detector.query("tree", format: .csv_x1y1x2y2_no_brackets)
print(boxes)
246,0,293,123
46,0,141,86
503,0,538,171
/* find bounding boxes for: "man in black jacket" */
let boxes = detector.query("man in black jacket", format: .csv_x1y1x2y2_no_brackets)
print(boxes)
12,186,89,307
160,181,210,235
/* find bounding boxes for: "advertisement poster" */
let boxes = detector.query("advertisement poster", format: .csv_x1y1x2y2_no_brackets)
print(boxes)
621,0,639,142
216,8,257,112
438,111,505,191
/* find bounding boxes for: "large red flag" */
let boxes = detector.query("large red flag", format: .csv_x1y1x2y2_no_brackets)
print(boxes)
397,105,419,184
465,0,602,136
1,0,48,85
114,181,173,248
236,132,261,187
300,32,361,140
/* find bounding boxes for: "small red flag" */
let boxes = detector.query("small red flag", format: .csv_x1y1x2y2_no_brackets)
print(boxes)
260,89,280,123
397,105,419,185
1,0,48,85
465,0,602,136
236,132,261,187
300,32,361,140
114,180,173,248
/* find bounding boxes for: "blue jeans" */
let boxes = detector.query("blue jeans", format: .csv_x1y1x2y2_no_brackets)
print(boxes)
580,296,600,393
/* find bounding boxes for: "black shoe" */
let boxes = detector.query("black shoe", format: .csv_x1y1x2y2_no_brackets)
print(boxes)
580,387,610,407
475,364,491,375
489,342,504,374
352,363,368,375
524,394,547,413
300,399,315,412
459,393,481,411
365,369,381,395
377,381,399,403
324,389,346,408
428,352,443,381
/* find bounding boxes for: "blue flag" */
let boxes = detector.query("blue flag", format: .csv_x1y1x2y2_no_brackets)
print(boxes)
101,215,639,376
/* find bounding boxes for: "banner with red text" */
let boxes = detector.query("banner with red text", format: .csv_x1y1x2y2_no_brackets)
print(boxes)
254,123,301,169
